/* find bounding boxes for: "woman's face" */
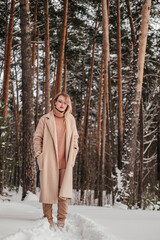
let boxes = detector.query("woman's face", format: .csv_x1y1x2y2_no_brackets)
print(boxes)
55,95,68,112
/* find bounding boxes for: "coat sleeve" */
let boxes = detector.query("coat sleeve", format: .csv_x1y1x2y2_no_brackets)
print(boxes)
71,116,79,167
72,117,79,151
33,116,45,157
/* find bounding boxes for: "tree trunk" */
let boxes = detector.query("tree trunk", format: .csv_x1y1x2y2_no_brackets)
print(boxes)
51,59,57,102
116,0,123,170
95,55,103,199
56,0,68,93
63,52,67,93
35,33,39,127
11,81,20,189
44,0,50,113
3,0,8,77
83,10,99,143
77,60,85,191
125,0,136,46
20,0,36,200
123,2,135,138
121,0,152,206
0,1,8,195
72,88,77,117
137,98,144,207
32,0,38,83
123,1,135,135
158,81,160,181
2,0,15,117
0,0,15,196
41,56,45,116
80,13,99,200
13,51,20,124
99,0,110,206
13,52,20,189
158,81,160,201
123,42,134,143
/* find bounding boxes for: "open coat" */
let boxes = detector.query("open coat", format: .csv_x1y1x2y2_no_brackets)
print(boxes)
33,110,79,204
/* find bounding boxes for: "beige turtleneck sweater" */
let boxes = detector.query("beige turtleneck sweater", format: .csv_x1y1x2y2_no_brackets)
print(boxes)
53,106,66,169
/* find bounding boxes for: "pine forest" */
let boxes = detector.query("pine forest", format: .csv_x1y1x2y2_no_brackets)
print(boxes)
0,0,160,209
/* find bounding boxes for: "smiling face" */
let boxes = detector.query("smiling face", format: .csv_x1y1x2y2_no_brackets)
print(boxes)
55,95,68,112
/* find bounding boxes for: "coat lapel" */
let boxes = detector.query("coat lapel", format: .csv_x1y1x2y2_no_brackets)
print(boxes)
65,115,72,162
45,111,59,165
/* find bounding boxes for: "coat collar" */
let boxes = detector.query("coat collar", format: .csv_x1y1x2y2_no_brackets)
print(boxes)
45,111,72,165
45,110,54,119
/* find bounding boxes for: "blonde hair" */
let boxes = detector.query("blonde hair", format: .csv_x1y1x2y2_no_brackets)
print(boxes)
53,92,72,116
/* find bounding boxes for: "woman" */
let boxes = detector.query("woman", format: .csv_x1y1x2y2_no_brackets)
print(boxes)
33,92,79,229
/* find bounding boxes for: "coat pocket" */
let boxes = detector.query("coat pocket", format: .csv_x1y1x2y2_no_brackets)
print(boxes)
71,146,79,167
37,152,43,170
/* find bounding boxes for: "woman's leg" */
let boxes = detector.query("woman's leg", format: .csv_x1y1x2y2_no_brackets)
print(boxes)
57,169,68,227
57,197,68,227
42,203,53,227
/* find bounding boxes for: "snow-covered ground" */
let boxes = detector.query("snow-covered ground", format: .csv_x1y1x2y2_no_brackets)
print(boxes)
0,189,160,240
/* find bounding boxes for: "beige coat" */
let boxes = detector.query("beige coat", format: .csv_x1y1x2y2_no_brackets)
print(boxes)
33,110,79,204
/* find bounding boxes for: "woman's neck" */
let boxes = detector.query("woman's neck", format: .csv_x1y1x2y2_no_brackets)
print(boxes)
53,105,65,118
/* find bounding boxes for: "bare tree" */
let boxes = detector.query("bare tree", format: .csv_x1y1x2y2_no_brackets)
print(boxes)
32,1,38,83
99,0,111,206
56,0,68,93
35,32,39,127
116,0,123,169
95,55,103,199
20,0,36,200
80,13,98,199
121,0,152,206
125,0,136,46
44,0,50,113
2,0,15,117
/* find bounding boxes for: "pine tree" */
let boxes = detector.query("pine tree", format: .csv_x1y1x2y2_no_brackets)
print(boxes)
121,0,152,206
20,0,36,200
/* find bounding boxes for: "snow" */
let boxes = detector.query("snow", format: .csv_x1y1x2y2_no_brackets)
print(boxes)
0,189,160,240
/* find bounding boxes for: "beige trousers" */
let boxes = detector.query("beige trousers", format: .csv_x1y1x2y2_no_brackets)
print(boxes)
43,197,68,227
42,169,68,228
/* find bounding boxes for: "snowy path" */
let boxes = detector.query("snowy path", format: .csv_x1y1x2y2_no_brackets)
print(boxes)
0,201,116,240
69,205,160,240
0,191,160,240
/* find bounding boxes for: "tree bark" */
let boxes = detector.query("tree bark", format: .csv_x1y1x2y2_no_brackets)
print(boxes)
2,0,15,117
35,33,39,128
41,51,45,116
158,81,160,179
11,81,20,189
116,0,123,170
158,81,160,201
56,0,68,93
99,0,111,206
95,55,103,199
13,52,20,189
72,88,77,117
63,52,67,93
125,0,136,46
81,15,98,146
80,13,98,200
121,0,152,206
20,0,36,200
0,0,9,196
13,50,20,124
77,60,85,191
32,0,38,83
44,0,50,113
137,98,144,207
